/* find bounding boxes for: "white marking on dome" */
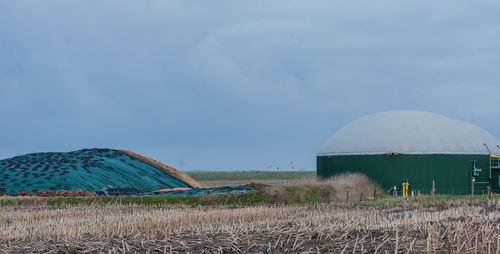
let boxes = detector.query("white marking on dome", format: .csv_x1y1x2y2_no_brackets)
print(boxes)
318,111,500,156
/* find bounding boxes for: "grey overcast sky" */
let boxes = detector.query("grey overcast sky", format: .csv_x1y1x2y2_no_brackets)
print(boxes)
1,1,500,171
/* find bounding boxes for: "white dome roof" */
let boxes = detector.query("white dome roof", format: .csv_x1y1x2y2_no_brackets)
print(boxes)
319,111,500,156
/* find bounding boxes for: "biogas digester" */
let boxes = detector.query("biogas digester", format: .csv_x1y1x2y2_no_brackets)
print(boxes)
317,111,500,194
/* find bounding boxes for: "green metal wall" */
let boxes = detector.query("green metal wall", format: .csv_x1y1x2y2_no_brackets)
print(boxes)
317,154,491,194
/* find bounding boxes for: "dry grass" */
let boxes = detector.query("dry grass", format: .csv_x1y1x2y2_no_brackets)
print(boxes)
260,172,384,202
320,172,384,201
1,173,494,253
1,201,500,253
204,172,384,202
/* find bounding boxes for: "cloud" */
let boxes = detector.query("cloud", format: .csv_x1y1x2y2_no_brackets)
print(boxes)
1,0,500,170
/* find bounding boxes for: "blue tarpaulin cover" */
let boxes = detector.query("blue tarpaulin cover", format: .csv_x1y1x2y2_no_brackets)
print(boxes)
0,148,193,194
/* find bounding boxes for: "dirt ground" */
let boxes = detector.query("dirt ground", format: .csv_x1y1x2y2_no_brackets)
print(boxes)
200,179,310,187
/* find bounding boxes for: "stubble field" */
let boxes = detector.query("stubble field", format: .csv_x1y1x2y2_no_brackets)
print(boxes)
1,201,500,253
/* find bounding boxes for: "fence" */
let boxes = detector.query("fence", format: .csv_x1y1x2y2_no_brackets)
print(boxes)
339,183,496,203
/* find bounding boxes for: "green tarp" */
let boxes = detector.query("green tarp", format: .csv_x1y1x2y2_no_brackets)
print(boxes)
0,148,192,194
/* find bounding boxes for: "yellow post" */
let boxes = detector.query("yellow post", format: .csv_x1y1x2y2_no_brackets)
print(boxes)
402,181,409,197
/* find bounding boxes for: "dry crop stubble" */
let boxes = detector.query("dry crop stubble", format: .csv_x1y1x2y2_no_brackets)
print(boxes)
1,201,500,253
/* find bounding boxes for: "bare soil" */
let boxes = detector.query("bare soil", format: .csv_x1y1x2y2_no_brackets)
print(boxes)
243,182,272,189
200,179,308,187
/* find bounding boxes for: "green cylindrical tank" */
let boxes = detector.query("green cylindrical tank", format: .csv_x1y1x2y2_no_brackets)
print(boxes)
317,111,500,194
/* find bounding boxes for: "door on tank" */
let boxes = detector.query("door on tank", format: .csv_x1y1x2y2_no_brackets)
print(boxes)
492,169,500,193
491,156,500,193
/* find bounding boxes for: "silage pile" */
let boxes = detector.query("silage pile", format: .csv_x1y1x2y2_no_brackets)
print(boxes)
0,148,202,195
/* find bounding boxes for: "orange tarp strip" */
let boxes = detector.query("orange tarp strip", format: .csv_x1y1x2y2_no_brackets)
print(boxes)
153,187,192,193
118,149,204,188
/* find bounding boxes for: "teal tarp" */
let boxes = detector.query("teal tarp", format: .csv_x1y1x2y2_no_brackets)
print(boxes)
0,148,191,194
